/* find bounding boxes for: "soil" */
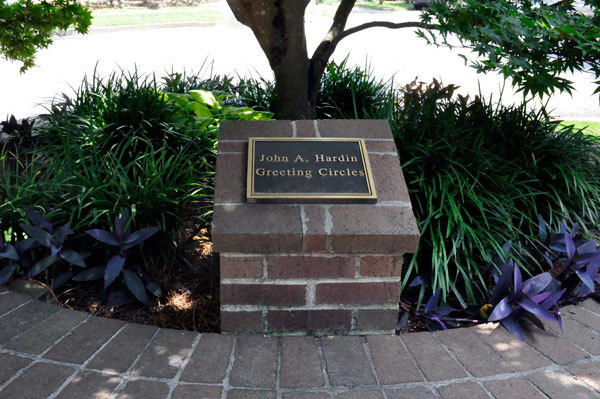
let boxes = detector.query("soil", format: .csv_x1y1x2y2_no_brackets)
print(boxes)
39,229,222,333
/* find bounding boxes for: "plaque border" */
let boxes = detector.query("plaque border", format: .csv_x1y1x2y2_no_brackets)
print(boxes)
246,137,377,201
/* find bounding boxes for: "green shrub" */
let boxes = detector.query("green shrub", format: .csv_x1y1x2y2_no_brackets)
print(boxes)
393,81,600,306
317,59,393,119
0,70,218,251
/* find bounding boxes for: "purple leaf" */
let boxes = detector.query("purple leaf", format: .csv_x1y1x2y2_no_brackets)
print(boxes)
51,244,62,257
560,222,567,235
86,229,120,246
24,208,52,232
570,223,579,237
15,238,36,253
104,255,126,289
122,227,160,250
489,298,513,321
576,270,596,290
565,234,576,260
0,264,17,286
500,315,524,341
73,266,105,281
431,316,448,330
59,250,86,268
541,288,566,309
531,291,552,304
52,223,72,246
577,241,597,254
396,312,410,331
491,261,514,306
20,224,53,247
122,269,153,307
574,252,600,266
409,276,424,287
26,255,58,278
424,290,440,314
145,280,162,297
0,244,19,261
502,240,513,253
516,297,556,322
53,272,73,290
514,264,523,293
522,273,552,297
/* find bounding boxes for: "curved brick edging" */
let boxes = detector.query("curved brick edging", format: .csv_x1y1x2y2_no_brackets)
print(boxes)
0,289,600,398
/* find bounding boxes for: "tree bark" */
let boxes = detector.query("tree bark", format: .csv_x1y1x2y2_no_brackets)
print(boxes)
227,0,434,119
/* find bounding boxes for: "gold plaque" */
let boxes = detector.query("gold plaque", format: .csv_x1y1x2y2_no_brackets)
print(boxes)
247,137,377,203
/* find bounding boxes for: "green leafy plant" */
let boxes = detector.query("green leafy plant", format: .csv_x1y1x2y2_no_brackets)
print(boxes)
393,80,600,306
0,0,91,72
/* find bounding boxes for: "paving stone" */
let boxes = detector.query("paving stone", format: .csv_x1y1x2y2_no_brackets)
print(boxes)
55,371,122,399
0,299,60,344
0,362,73,399
0,292,31,316
528,371,597,399
384,387,436,399
435,328,513,377
180,334,233,383
280,336,325,388
227,389,276,399
401,332,466,382
229,335,278,388
115,380,169,399
579,299,600,316
544,317,600,355
567,305,600,332
282,392,331,399
131,329,197,379
472,323,551,371
522,320,589,364
483,378,545,399
87,323,158,373
0,353,31,385
43,316,125,364
170,384,223,399
320,336,377,386
3,309,88,355
366,335,422,384
568,362,600,392
335,390,384,399
436,382,489,399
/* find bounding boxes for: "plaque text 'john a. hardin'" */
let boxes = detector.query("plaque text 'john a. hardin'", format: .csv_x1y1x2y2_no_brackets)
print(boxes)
247,137,377,203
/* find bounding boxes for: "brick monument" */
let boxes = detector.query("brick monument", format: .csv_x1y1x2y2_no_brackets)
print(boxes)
212,119,420,335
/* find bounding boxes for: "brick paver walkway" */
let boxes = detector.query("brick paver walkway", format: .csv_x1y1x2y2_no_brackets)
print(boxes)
1,288,600,398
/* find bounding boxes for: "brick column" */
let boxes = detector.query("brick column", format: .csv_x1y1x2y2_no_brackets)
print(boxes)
212,120,420,335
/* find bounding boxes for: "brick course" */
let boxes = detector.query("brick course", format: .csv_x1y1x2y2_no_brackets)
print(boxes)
213,120,420,334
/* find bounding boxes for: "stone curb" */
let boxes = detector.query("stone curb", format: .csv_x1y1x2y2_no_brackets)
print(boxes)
1,290,600,398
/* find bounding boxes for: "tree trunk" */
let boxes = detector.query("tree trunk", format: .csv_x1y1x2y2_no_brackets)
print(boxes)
227,0,314,119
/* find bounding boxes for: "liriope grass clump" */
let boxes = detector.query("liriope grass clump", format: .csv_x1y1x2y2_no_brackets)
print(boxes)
392,81,600,306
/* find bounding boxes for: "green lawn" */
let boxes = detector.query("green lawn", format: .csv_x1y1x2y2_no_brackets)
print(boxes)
356,1,413,11
91,6,223,27
560,120,600,137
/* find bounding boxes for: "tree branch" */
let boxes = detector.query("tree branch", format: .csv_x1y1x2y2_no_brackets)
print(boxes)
336,21,438,45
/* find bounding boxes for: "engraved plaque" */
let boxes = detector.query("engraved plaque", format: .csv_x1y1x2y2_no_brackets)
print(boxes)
247,137,377,203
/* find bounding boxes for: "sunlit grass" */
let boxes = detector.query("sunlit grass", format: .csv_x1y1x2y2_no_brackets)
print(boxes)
91,6,222,27
356,0,413,11
559,120,600,137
